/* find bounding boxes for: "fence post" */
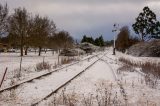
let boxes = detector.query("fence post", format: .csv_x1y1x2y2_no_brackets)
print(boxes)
0,67,8,88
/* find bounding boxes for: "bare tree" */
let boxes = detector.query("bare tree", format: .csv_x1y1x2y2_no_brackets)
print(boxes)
0,3,8,38
45,20,56,50
52,31,73,65
116,26,130,52
54,31,74,50
9,8,29,56
30,15,51,56
24,16,35,55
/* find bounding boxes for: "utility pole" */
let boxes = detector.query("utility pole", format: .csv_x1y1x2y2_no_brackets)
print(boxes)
112,24,120,55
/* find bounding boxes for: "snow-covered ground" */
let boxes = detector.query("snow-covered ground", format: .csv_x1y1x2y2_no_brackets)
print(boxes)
0,48,160,106
106,48,160,105
0,56,99,105
0,52,59,85
38,58,124,106
0,51,97,89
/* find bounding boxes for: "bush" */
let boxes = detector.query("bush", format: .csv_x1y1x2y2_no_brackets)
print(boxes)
61,57,78,65
36,62,51,71
127,40,160,57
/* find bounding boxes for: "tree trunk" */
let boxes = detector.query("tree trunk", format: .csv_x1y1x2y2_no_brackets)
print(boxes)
58,49,60,65
141,33,144,41
58,54,60,65
45,49,47,53
20,45,23,56
25,47,28,55
39,47,42,56
19,56,23,78
35,48,36,54
52,50,54,55
20,34,24,56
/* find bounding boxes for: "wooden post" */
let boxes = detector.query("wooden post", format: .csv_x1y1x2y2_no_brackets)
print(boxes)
0,67,8,88
19,56,23,77
43,56,45,64
43,56,45,68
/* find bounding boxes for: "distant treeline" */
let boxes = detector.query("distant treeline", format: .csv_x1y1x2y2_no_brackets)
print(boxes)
81,35,105,47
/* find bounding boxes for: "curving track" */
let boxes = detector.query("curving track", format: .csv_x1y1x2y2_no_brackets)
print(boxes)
101,56,128,104
36,53,121,106
32,54,106,106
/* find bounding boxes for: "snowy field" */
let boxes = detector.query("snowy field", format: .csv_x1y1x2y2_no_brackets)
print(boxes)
0,51,97,89
0,52,59,80
0,48,160,106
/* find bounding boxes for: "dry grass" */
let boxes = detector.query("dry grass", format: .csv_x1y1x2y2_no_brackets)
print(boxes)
117,65,135,74
48,88,78,106
119,57,160,88
36,62,51,71
47,82,122,106
118,57,139,67
141,62,160,77
118,57,160,77
61,58,72,65
61,57,79,65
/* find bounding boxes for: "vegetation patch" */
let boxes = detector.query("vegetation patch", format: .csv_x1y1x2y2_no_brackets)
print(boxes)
127,40,160,57
118,57,160,88
118,57,160,76
36,62,51,71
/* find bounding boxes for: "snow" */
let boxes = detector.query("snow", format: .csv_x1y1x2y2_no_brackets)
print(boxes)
0,47,160,106
38,59,122,106
62,61,116,93
0,51,97,89
119,70,160,105
0,52,59,86
0,54,103,106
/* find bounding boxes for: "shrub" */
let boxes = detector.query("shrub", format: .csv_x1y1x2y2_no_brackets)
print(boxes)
61,57,78,65
36,62,51,71
117,65,135,74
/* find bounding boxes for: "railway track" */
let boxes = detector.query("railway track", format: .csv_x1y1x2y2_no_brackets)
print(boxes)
31,53,107,106
100,57,128,105
0,53,102,94
100,58,118,81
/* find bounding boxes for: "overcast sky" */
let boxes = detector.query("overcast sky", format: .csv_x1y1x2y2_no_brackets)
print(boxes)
1,0,160,40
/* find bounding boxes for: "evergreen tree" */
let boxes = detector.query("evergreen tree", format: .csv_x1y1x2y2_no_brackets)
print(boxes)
81,35,104,47
132,6,157,41
94,38,100,46
81,35,87,43
99,35,104,46
152,21,160,39
88,37,94,44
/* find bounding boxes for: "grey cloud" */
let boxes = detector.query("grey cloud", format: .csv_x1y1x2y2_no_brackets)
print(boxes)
0,0,160,40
